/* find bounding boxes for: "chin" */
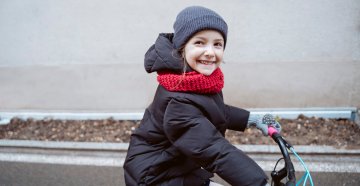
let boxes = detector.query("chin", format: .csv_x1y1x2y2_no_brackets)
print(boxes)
199,69,216,76
193,63,219,76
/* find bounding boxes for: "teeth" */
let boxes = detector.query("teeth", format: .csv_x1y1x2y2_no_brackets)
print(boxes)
199,60,214,65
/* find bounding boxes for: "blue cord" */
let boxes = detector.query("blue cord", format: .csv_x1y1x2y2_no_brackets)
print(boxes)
296,172,307,186
290,147,314,186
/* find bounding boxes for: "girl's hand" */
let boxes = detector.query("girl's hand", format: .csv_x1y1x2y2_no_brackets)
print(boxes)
247,114,282,136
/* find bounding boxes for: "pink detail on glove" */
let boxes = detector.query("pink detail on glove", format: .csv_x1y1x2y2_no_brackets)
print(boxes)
268,126,278,136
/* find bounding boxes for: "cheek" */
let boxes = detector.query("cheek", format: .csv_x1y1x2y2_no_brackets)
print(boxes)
185,49,199,59
215,50,224,61
185,55,197,69
184,49,200,64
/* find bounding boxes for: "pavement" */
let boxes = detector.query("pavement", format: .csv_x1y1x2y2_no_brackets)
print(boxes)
1,140,360,185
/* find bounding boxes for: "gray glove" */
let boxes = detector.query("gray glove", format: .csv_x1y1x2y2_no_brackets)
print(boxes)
247,113,282,136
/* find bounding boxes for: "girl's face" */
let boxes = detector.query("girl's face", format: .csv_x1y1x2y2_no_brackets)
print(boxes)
183,30,224,76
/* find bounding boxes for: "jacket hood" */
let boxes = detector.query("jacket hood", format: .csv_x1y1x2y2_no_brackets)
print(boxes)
145,33,189,73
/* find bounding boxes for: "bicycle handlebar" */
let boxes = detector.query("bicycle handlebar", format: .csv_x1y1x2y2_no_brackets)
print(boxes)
269,127,296,186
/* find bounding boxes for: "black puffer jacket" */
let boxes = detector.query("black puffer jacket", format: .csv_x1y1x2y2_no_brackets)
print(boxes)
124,33,267,186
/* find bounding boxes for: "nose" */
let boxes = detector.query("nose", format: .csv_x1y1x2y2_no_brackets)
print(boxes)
204,45,215,58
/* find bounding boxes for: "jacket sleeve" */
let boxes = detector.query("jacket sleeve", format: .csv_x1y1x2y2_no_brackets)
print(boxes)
225,104,250,132
163,97,267,186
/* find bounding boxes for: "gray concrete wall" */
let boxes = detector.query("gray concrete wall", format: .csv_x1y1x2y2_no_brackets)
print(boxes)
0,0,359,112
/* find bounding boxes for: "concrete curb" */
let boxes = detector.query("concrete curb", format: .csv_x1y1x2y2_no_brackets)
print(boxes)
0,139,129,151
1,140,360,154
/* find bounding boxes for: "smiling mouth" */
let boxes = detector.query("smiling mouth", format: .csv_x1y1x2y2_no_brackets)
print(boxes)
198,60,215,65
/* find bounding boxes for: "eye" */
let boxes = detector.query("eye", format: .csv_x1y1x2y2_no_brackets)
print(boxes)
214,42,223,48
194,41,204,45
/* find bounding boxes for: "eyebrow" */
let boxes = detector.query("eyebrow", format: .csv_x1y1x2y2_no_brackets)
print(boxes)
194,36,224,42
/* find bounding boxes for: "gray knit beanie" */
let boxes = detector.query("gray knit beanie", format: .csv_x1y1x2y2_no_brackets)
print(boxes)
173,6,228,49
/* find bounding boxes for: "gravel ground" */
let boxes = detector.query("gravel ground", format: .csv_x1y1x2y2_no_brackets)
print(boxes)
1,115,359,148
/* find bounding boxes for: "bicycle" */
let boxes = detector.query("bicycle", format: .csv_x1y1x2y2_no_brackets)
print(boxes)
264,114,314,186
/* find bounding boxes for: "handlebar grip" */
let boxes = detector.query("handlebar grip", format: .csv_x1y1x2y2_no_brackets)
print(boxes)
268,126,278,137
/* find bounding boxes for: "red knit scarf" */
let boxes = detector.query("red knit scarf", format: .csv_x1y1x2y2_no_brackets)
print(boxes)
157,68,224,94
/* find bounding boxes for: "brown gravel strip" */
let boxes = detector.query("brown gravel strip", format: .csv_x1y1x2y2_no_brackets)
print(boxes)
1,115,359,148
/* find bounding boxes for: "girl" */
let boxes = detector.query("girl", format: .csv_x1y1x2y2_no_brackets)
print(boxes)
124,6,280,186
